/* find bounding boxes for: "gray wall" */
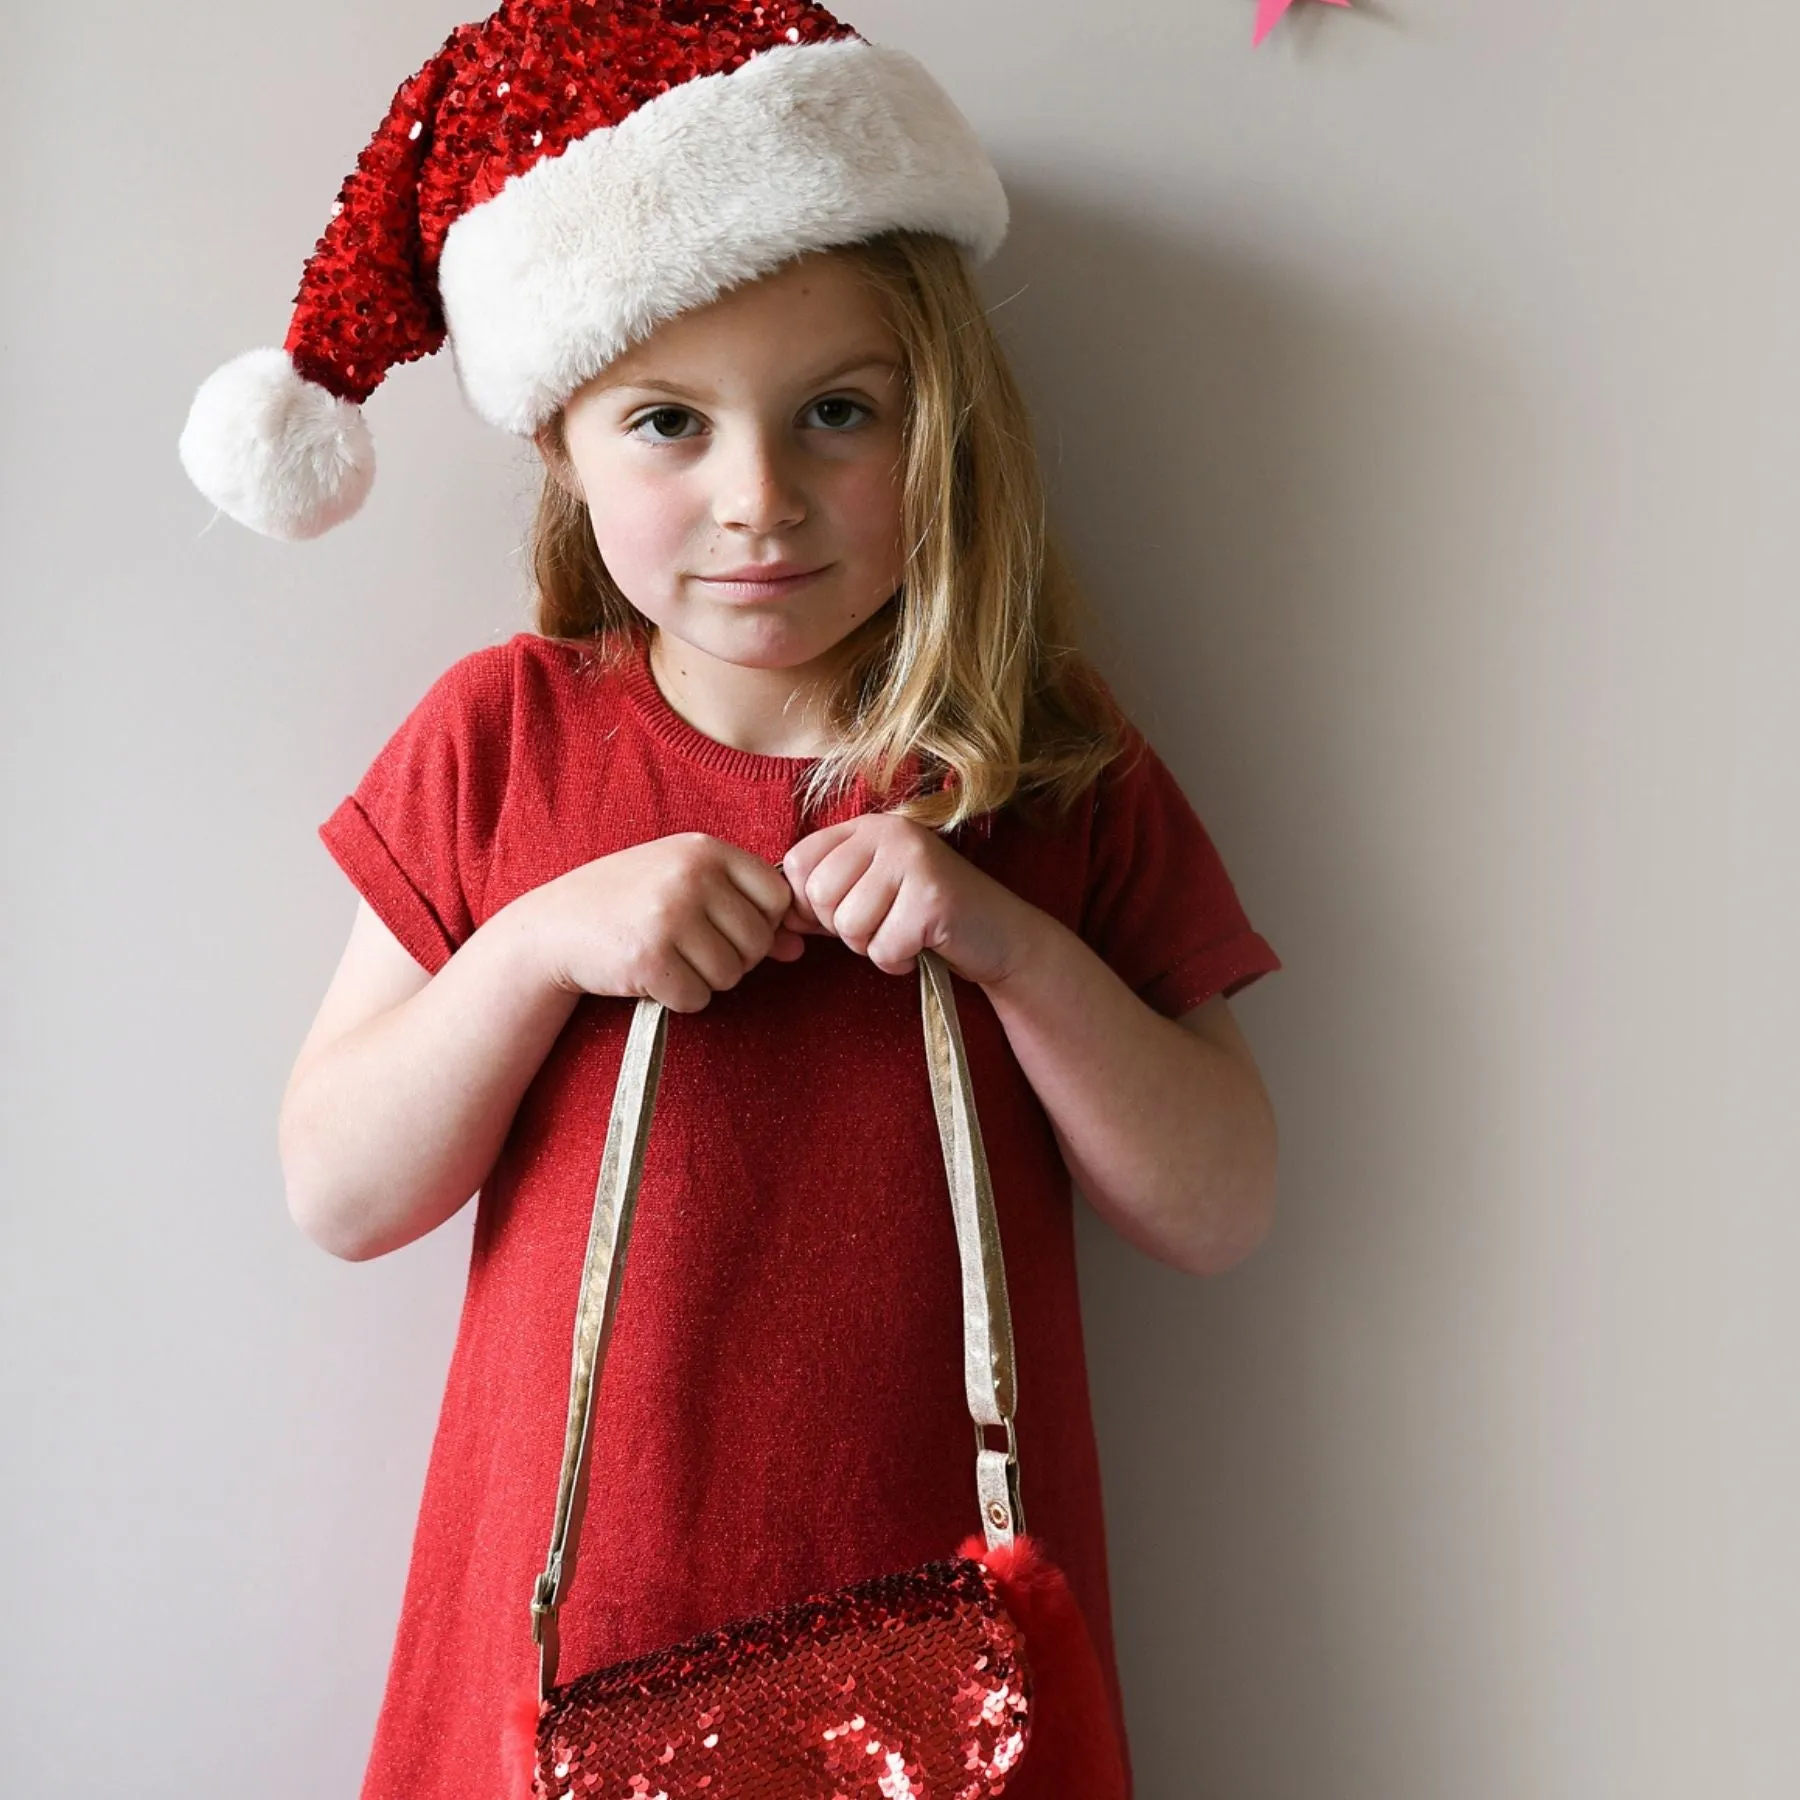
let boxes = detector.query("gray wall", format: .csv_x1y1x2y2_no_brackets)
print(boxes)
4,3,1794,1795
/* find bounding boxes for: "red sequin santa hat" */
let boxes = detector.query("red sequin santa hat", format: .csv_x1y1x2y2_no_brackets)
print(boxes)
178,0,1007,541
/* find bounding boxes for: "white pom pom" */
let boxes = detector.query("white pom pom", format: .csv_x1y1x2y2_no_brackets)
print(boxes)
178,348,375,541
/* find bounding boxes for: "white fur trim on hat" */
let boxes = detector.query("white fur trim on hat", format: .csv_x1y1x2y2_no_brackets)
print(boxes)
437,38,1009,435
178,348,376,540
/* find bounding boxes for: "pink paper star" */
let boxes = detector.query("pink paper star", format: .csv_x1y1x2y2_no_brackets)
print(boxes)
1254,0,1352,47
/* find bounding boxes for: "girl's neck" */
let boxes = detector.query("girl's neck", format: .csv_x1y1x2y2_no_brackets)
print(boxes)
645,629,846,761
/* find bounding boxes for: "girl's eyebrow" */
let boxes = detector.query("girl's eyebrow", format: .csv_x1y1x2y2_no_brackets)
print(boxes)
598,353,902,402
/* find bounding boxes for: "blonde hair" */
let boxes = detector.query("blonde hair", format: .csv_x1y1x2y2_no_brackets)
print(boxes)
531,228,1124,831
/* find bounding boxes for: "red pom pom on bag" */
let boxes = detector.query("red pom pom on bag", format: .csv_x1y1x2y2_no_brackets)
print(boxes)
964,1531,1130,1796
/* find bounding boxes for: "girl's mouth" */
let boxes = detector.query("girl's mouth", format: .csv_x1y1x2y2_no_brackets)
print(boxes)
697,564,830,599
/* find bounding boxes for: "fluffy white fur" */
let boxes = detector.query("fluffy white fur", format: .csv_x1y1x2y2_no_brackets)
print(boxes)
177,348,375,540
436,38,1010,435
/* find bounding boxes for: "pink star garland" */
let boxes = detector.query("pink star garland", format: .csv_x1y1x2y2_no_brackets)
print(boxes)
1254,0,1352,46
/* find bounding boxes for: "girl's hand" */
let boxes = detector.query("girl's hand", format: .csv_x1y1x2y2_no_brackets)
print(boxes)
780,814,1038,987
520,833,806,1013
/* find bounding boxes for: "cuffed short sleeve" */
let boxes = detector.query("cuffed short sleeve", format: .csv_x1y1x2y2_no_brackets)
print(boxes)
1080,719,1281,1018
318,642,518,974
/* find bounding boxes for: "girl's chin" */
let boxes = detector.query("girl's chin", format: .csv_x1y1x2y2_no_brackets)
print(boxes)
660,615,872,674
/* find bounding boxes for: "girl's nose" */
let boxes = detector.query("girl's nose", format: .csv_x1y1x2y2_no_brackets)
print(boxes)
711,425,808,534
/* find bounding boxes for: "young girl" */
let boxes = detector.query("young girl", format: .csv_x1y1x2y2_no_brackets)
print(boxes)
180,5,1281,1796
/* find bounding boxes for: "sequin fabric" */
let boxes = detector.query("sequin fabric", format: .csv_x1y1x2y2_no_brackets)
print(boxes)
284,1,860,403
537,1554,1031,1799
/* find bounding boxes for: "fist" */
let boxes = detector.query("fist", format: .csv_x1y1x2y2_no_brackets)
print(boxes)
527,832,806,1013
780,813,1030,986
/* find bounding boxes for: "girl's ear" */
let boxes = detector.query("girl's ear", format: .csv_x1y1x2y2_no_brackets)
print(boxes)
534,416,585,502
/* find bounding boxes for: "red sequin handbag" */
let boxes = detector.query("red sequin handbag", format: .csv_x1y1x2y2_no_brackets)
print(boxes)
506,950,1131,1799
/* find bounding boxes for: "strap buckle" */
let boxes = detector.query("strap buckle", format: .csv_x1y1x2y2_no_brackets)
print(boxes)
973,1415,1017,1464
973,1415,1024,1540
530,1559,562,1645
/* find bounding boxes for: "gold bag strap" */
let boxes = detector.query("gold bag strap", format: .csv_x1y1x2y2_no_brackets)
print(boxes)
530,949,1026,1697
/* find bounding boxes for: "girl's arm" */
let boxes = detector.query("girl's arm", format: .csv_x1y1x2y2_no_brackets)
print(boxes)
981,908,1277,1278
278,896,579,1261
279,836,800,1261
780,816,1278,1279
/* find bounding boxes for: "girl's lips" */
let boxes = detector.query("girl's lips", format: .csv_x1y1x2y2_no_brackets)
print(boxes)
697,565,830,598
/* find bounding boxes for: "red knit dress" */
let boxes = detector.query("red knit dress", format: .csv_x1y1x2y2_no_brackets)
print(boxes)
319,629,1281,1800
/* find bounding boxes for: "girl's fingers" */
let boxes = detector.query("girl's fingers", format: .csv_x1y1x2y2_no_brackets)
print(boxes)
671,919,759,1001
782,882,821,929
725,848,802,925
643,948,717,1014
780,823,857,924
828,864,906,956
704,883,784,967
792,837,877,931
863,899,936,975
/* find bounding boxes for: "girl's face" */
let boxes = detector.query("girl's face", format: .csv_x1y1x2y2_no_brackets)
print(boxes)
551,250,907,683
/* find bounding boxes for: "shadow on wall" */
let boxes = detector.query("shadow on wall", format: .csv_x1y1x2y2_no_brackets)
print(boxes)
977,182,1568,1796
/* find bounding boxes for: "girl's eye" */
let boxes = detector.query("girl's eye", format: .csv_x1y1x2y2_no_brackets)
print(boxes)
806,395,871,431
626,397,864,439
628,406,699,442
